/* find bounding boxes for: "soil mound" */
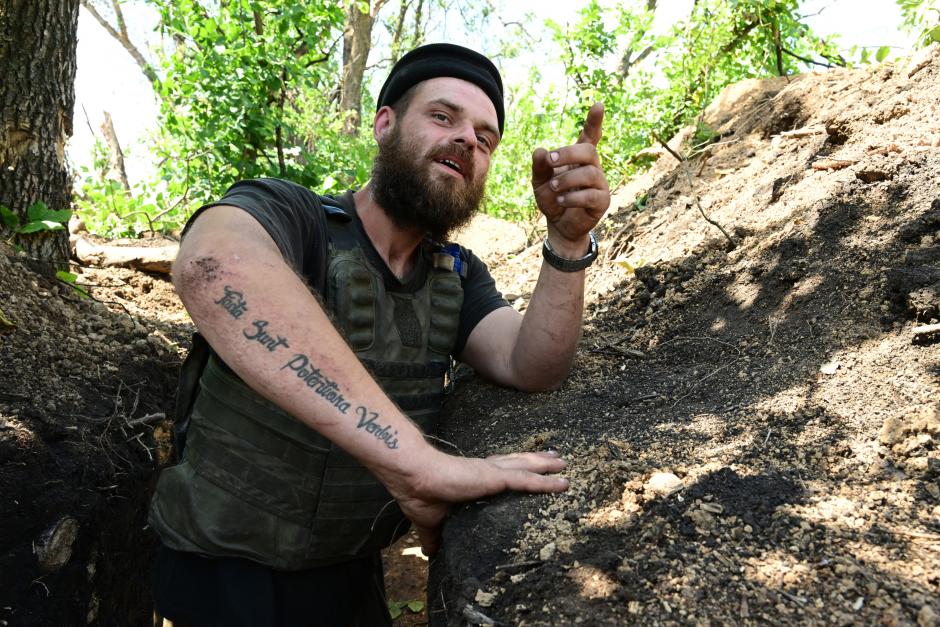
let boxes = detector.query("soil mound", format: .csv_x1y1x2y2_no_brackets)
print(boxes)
431,48,940,625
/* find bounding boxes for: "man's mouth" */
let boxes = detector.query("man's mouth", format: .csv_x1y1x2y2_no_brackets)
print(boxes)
438,158,463,173
432,153,470,180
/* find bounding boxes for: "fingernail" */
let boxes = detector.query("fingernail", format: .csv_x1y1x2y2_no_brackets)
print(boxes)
546,450,560,457
557,195,565,205
550,179,559,190
550,151,559,163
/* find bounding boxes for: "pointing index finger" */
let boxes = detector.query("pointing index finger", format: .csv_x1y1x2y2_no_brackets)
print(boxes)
577,102,605,146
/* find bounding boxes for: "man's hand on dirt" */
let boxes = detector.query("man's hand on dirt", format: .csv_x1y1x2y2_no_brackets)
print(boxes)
531,102,611,256
387,450,568,556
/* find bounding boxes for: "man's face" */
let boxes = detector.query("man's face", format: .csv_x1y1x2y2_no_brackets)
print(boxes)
371,77,500,242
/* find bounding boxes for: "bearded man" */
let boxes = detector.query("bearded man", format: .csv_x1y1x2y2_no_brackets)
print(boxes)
149,43,610,627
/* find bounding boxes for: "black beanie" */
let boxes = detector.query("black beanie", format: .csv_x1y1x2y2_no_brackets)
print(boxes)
376,43,505,135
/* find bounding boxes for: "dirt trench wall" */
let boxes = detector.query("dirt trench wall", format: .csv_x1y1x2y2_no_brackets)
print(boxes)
429,48,940,626
0,251,187,626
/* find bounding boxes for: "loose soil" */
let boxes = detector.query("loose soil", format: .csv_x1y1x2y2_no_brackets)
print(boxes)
431,47,940,626
1,47,939,626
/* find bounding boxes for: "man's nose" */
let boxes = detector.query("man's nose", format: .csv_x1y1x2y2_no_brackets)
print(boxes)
451,121,476,150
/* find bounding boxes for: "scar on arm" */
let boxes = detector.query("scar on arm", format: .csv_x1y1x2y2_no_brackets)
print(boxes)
175,255,227,293
193,256,221,282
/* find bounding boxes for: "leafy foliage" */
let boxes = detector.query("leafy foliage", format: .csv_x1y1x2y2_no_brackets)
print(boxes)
151,0,349,205
74,138,169,237
1,201,71,236
897,0,940,45
72,0,914,233
544,0,847,201
387,598,424,620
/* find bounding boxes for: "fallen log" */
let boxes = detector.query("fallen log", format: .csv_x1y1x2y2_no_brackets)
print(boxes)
913,323,940,340
74,236,177,274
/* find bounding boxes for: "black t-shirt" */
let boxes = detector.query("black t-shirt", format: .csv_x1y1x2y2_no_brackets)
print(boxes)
188,178,509,357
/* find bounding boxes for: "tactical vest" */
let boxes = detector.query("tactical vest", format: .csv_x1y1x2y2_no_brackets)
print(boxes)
148,205,464,570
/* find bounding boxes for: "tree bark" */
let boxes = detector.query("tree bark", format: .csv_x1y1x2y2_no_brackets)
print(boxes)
339,1,377,135
0,0,79,267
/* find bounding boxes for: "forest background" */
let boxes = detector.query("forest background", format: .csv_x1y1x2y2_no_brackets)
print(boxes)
19,0,940,247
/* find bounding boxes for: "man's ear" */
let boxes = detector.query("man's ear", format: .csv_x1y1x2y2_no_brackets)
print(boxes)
374,106,396,143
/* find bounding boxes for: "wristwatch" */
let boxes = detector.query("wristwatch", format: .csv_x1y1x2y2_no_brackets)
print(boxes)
542,231,598,272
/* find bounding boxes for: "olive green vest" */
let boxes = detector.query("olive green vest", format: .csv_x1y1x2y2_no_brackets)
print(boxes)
149,212,464,569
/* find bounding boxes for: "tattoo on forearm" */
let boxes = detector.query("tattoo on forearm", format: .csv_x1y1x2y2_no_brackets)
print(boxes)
282,354,352,412
211,285,401,450
355,407,400,449
215,285,248,319
244,320,290,351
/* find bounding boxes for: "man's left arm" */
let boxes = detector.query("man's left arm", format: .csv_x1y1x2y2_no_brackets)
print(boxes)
460,103,610,391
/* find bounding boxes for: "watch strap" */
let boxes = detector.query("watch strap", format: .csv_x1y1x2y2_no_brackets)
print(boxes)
542,232,598,272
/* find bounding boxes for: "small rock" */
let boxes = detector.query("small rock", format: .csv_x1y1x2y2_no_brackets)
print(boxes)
820,360,842,375
880,417,907,446
646,472,683,496
687,507,715,530
919,604,938,627
475,589,496,608
33,516,79,572
539,542,556,561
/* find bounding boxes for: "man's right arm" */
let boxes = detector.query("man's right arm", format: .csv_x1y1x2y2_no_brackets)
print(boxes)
174,205,569,553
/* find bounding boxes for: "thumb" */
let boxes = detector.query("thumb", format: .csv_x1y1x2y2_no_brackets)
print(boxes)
577,102,605,146
415,523,441,557
531,147,554,188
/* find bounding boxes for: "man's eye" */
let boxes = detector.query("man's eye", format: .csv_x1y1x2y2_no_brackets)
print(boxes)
477,135,490,148
432,112,449,122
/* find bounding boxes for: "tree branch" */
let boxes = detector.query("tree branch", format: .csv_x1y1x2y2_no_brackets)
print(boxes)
111,0,128,41
652,131,736,249
80,0,160,87
782,47,834,68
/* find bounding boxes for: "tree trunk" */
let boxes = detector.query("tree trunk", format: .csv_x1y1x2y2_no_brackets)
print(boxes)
0,0,78,267
100,111,131,194
339,1,375,135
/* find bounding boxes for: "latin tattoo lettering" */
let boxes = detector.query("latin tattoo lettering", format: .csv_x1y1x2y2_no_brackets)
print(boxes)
215,285,248,319
281,354,352,414
213,284,401,451
355,407,400,449
243,320,290,351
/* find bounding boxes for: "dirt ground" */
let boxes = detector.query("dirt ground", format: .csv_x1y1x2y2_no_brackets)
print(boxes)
0,46,938,626
430,46,940,626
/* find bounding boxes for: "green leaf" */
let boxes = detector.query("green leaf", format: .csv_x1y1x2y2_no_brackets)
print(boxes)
388,602,403,620
26,201,70,224
0,205,19,229
406,600,425,613
19,220,65,233
929,25,940,43
56,271,89,299
876,45,891,62
26,200,49,221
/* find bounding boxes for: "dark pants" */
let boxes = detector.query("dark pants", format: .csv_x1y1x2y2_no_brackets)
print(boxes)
153,544,392,627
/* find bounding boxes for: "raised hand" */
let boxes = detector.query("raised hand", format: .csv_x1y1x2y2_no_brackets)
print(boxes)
531,102,611,255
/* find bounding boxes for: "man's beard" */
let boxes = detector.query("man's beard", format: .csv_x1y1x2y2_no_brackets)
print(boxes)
371,125,487,242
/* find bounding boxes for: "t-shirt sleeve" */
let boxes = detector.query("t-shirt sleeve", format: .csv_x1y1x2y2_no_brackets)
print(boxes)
454,247,511,357
182,178,325,280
